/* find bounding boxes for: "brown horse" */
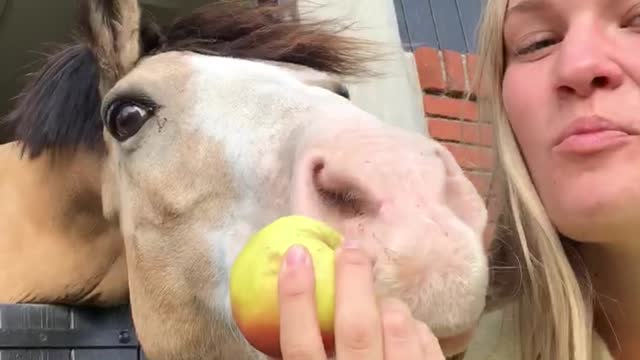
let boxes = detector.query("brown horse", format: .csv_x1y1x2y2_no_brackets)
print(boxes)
0,142,127,305
1,0,492,359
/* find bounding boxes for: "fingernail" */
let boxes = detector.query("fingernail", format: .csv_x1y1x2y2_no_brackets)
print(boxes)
285,245,309,268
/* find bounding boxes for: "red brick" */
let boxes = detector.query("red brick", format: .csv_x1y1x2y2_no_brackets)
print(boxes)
465,53,489,98
466,54,478,89
443,142,494,171
465,171,492,198
461,122,494,147
414,47,445,91
428,118,493,147
423,95,478,121
479,123,494,147
428,118,462,142
443,50,466,94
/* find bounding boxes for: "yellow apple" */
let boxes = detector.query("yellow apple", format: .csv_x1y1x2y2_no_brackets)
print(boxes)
229,215,343,358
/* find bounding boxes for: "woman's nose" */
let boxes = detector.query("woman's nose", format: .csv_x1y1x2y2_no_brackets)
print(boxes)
553,28,623,98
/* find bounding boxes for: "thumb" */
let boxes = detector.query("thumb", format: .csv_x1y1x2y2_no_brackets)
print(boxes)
414,320,446,360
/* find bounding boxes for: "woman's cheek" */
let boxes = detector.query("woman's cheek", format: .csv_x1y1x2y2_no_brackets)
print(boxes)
502,68,538,145
501,66,553,183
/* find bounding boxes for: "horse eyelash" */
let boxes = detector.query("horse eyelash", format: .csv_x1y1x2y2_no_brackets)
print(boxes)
103,93,160,120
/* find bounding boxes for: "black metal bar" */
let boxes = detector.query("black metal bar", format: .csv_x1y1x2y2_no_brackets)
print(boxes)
0,328,139,349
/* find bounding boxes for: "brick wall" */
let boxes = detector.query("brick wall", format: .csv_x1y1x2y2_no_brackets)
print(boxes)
413,46,499,245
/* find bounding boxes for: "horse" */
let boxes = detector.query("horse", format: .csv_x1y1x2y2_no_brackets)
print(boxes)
1,0,492,358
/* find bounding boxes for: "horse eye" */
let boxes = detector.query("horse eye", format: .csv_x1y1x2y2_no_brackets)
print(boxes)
104,101,154,142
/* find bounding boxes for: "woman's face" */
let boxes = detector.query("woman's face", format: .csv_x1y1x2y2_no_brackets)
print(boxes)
502,0,640,243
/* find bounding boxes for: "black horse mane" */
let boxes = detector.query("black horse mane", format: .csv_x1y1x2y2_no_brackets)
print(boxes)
4,0,378,159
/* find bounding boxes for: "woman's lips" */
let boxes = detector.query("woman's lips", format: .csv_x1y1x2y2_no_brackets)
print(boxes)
554,129,631,155
553,115,635,155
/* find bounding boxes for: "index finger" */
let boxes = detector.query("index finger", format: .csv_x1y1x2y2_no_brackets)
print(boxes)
278,245,328,360
333,241,384,360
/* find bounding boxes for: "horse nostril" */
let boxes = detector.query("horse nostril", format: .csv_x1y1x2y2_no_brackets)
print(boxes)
310,157,380,218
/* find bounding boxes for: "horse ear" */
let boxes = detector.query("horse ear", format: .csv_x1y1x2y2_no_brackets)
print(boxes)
79,0,143,95
7,0,143,159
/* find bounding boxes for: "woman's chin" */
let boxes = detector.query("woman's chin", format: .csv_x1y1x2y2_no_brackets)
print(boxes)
542,183,639,241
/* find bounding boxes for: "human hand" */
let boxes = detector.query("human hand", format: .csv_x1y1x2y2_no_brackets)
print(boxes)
274,241,446,360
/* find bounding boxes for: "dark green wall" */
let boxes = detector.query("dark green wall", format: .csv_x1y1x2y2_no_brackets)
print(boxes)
0,0,212,131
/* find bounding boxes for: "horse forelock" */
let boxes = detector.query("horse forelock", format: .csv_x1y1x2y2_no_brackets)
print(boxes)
7,44,104,159
149,1,379,77
5,0,379,160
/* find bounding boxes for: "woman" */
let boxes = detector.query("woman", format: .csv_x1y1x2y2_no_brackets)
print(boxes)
275,0,639,358
464,0,638,358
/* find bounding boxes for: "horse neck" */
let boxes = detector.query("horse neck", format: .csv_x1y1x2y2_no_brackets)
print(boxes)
33,148,103,225
0,142,107,235
0,142,128,306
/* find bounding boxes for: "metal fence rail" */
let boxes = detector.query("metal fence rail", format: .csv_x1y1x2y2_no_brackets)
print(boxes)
0,304,146,360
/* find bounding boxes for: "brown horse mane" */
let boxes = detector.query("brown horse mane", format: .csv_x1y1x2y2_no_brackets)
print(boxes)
4,0,379,160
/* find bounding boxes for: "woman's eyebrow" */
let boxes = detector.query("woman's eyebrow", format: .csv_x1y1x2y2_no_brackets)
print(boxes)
506,0,549,19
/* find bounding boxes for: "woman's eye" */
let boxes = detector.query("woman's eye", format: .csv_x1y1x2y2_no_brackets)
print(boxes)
624,14,640,28
104,100,155,142
515,37,558,56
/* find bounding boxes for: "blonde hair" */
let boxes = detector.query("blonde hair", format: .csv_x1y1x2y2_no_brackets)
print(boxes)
472,0,594,359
